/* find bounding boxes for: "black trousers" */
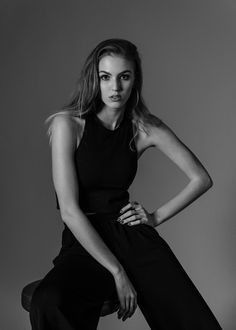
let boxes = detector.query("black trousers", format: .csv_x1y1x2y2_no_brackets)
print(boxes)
30,212,222,329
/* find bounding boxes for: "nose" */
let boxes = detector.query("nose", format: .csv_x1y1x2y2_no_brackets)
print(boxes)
112,78,122,91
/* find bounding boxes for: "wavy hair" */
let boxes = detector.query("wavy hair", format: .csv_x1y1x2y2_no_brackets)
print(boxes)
45,38,162,151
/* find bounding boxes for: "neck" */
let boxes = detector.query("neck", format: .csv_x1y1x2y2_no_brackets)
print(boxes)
96,106,126,130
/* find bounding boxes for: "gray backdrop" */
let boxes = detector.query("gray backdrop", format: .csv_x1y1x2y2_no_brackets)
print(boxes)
1,0,235,329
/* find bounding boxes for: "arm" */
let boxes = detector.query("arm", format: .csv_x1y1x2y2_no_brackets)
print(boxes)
50,115,124,276
146,119,213,227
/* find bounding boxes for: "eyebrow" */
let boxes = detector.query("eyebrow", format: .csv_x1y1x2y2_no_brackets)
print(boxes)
99,70,132,75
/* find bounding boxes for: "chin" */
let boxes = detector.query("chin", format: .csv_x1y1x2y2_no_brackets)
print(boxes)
104,102,126,110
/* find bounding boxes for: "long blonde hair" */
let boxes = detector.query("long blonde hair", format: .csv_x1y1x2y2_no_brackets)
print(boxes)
45,38,162,151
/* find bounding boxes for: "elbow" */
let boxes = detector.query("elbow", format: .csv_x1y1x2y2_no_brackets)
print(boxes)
197,173,213,192
60,205,82,225
204,172,213,189
60,211,71,224
208,175,214,189
60,209,70,224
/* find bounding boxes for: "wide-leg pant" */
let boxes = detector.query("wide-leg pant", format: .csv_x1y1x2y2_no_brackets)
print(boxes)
30,211,222,329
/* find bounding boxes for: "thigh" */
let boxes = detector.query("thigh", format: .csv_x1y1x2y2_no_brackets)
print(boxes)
122,229,222,329
30,254,117,330
31,254,117,321
39,254,116,303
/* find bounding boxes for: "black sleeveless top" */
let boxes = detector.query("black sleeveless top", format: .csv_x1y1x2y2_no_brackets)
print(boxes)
55,111,138,214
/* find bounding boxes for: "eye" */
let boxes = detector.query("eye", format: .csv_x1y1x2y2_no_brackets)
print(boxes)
120,74,130,81
100,74,110,81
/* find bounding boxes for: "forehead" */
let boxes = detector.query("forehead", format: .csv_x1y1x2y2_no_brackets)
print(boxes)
98,55,134,73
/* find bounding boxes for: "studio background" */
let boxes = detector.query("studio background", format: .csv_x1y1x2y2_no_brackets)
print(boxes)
1,0,235,329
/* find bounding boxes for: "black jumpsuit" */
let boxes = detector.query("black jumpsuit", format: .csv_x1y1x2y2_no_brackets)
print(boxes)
30,111,222,329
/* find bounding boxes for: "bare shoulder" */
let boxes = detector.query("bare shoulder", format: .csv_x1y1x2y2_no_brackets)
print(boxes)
51,114,85,151
50,114,76,150
141,114,177,149
133,114,164,155
51,114,76,129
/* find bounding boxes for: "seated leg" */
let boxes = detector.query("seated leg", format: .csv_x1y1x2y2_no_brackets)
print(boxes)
29,254,116,330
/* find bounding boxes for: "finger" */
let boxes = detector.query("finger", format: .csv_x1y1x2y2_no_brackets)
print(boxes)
118,305,125,319
119,202,133,214
125,209,136,217
123,298,134,320
134,204,142,211
118,209,137,222
120,201,139,214
119,298,129,320
131,296,138,317
127,297,136,318
128,219,143,226
122,297,131,321
121,214,142,225
123,295,137,321
117,298,126,319
117,210,141,224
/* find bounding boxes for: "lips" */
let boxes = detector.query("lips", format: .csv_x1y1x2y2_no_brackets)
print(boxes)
110,95,121,101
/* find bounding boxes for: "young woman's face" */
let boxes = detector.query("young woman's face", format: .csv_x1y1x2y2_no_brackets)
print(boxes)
98,55,135,111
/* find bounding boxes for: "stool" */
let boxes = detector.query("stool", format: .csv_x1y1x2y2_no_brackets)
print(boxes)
21,279,120,317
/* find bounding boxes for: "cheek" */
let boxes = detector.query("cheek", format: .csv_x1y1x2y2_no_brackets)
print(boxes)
125,82,134,95
100,84,108,98
126,78,134,89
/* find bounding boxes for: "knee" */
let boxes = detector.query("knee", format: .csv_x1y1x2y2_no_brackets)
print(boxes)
30,282,62,312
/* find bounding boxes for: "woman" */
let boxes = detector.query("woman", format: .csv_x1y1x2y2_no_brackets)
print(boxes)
30,39,222,329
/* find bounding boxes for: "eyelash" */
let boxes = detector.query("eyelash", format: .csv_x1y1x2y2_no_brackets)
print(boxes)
100,74,130,81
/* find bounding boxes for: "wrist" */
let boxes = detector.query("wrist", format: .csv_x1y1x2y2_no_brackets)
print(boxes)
152,209,162,227
111,265,125,278
110,264,125,277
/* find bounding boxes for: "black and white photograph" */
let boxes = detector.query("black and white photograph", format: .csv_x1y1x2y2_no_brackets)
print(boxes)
1,1,235,329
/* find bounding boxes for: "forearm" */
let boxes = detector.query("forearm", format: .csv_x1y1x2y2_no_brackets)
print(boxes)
153,176,213,226
61,208,124,276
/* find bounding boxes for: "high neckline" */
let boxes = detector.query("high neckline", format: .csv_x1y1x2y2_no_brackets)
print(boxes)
92,112,126,132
